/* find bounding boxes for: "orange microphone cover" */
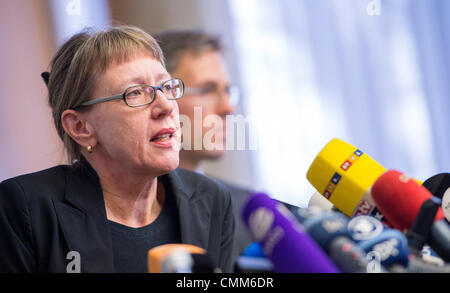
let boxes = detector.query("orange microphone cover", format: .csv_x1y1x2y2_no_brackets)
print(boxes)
148,243,206,273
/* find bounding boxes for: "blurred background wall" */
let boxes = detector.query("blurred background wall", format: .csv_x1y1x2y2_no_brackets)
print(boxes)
108,0,256,191
1,0,450,207
0,0,63,180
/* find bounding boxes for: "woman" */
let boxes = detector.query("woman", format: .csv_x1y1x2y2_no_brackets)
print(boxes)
0,25,234,273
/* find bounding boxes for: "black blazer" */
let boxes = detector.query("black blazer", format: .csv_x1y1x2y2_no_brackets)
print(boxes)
0,160,234,273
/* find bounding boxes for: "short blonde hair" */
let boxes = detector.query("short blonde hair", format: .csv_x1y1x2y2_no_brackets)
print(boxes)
45,25,165,163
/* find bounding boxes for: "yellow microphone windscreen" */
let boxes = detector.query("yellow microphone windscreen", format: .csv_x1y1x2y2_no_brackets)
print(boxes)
306,138,386,217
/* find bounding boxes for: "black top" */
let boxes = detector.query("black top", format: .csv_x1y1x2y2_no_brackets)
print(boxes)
109,177,181,273
0,158,234,272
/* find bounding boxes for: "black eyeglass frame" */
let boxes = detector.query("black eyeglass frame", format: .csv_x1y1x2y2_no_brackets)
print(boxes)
78,78,184,108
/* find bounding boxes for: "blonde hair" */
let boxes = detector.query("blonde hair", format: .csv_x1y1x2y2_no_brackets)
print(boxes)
46,25,165,164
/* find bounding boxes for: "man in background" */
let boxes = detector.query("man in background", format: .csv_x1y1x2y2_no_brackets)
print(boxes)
155,30,253,264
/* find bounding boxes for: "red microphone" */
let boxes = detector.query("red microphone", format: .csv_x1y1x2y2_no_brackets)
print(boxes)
371,170,445,232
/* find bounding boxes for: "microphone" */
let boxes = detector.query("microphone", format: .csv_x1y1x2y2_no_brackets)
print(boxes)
406,196,442,254
307,139,424,225
308,192,335,211
241,193,341,273
391,255,450,273
344,215,450,273
371,170,450,261
421,245,445,267
162,250,215,273
371,170,445,232
422,173,450,222
291,207,371,273
161,248,192,273
420,173,450,262
306,139,388,221
148,243,213,273
241,241,266,258
234,257,274,273
427,219,450,262
347,215,409,269
234,242,274,273
422,173,450,198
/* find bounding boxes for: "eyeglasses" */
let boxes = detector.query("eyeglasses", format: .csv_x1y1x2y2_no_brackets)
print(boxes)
184,84,240,106
78,78,184,108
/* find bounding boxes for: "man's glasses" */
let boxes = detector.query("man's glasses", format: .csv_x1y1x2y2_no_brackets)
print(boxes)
78,78,184,108
184,83,240,106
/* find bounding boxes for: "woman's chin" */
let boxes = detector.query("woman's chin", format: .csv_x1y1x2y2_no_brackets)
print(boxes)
151,158,179,175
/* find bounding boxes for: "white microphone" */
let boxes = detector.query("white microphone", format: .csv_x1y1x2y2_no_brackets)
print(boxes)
308,192,334,211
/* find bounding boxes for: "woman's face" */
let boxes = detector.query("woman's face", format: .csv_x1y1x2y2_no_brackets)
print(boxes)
86,52,181,176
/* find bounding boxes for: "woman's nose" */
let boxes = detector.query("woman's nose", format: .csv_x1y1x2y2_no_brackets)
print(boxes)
151,90,175,119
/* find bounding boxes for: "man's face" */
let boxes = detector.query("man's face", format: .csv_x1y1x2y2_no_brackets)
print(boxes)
172,50,235,160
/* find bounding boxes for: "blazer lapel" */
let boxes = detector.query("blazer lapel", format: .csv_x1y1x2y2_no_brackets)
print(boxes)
165,170,212,251
54,161,114,273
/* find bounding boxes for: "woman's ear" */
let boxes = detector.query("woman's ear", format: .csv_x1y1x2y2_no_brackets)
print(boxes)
61,109,97,148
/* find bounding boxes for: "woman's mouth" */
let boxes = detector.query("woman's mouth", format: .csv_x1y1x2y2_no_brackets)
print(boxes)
151,133,173,142
150,128,176,147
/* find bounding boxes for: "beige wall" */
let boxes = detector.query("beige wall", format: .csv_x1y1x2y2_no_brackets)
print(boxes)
0,0,66,181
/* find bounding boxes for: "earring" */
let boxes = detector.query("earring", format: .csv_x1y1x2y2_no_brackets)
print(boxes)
87,145,93,153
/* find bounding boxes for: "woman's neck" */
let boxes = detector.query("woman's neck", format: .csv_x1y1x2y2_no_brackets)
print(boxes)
86,156,165,228
102,178,165,228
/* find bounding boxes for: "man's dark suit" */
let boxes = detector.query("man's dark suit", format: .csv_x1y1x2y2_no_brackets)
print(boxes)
0,160,234,272
213,179,298,268
218,182,253,263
